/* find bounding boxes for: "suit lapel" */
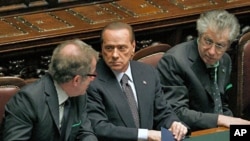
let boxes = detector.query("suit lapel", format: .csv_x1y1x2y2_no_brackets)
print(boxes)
46,80,81,140
130,62,151,128
188,42,213,97
217,60,227,93
108,78,137,127
44,75,61,133
98,60,136,127
192,60,213,96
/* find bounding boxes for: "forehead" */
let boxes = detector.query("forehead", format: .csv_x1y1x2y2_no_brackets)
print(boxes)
202,28,230,42
103,29,131,41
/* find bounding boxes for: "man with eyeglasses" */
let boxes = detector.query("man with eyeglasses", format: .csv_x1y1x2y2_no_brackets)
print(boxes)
2,39,99,141
157,9,250,131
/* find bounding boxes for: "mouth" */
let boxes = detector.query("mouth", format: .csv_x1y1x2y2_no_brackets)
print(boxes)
205,55,216,64
109,61,122,66
207,56,214,61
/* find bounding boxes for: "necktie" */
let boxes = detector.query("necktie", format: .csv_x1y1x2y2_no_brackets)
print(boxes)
120,74,140,127
60,98,71,141
208,67,223,114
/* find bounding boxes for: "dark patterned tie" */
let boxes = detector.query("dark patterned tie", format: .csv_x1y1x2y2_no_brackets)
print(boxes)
120,74,140,127
209,67,223,114
61,98,71,141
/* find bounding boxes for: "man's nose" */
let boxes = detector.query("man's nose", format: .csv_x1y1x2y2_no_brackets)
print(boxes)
208,44,217,55
112,48,119,58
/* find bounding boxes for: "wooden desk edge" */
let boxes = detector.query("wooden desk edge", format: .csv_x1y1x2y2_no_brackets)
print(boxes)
191,127,229,137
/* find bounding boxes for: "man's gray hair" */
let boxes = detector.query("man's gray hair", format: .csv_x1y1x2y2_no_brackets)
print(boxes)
48,39,99,83
197,9,240,43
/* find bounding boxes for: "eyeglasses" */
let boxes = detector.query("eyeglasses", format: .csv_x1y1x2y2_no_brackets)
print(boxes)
85,73,97,78
200,36,229,53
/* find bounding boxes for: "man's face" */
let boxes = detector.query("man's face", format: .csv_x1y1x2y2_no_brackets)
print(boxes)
198,29,230,65
101,29,135,72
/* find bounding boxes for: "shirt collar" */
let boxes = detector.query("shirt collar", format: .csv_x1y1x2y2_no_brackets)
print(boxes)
113,63,133,83
206,61,219,68
54,81,69,105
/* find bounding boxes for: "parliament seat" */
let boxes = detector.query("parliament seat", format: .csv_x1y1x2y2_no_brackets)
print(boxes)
236,31,250,120
0,76,26,88
239,31,250,48
0,77,26,124
133,43,171,67
0,86,20,124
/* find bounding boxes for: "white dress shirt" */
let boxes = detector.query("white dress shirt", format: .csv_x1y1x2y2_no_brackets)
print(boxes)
112,63,148,141
54,81,69,129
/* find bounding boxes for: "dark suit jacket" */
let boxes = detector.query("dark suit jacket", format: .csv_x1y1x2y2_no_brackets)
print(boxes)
87,59,183,141
157,40,233,131
2,73,97,141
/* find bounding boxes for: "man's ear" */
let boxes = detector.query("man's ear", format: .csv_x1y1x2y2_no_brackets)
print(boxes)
132,40,136,52
72,75,82,85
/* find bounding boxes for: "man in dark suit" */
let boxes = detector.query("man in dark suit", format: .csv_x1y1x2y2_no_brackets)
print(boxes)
2,39,98,141
86,22,189,141
157,10,250,131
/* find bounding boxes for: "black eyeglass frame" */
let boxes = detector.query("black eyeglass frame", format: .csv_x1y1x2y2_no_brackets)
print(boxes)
85,73,97,77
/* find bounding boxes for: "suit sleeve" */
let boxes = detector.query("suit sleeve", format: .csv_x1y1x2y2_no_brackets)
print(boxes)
86,84,138,141
151,67,184,130
3,91,35,141
157,54,219,130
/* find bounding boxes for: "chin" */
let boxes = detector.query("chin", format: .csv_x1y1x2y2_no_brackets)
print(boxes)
207,62,217,66
204,58,216,65
111,66,122,72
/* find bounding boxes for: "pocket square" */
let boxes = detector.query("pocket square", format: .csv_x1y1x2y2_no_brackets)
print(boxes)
72,120,81,127
226,83,232,91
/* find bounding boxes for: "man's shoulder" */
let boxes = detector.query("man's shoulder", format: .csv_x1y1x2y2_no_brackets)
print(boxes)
169,40,196,54
130,60,156,71
19,74,53,99
162,40,197,63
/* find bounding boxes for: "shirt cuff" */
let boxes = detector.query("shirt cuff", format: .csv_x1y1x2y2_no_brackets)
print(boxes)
138,128,148,141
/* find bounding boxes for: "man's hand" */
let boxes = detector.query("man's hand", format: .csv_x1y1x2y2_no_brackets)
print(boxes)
169,121,188,141
218,115,250,127
148,130,161,141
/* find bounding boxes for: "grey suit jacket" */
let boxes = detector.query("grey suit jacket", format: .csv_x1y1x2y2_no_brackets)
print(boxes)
157,40,233,131
3,73,97,141
87,59,182,141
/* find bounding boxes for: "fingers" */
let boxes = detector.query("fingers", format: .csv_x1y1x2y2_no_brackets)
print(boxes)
169,121,188,141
